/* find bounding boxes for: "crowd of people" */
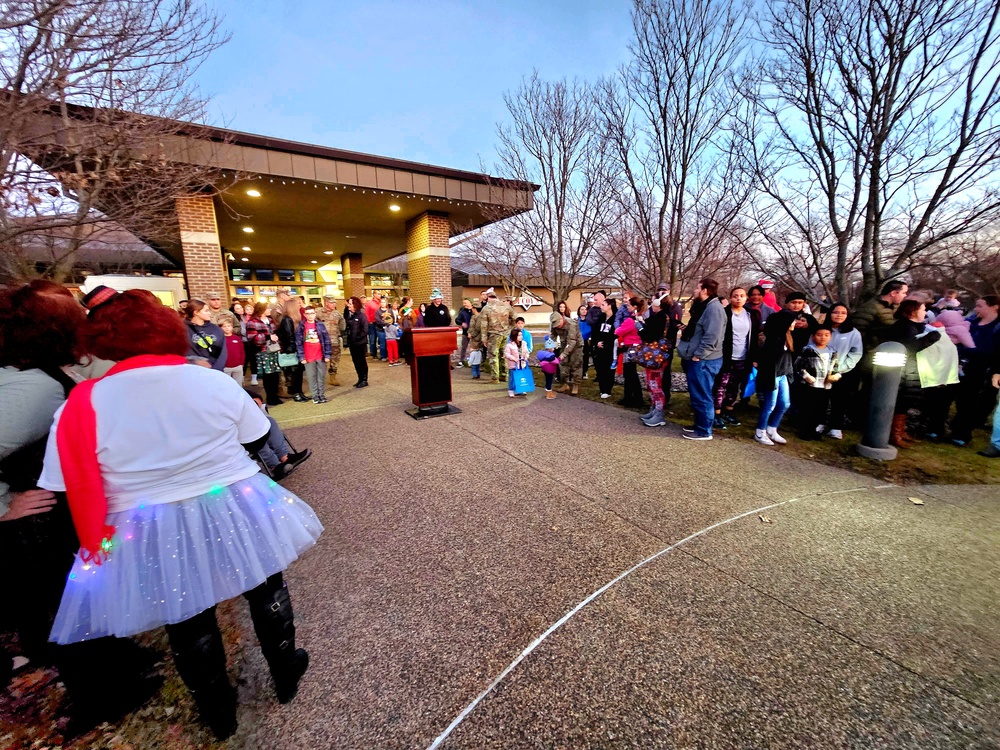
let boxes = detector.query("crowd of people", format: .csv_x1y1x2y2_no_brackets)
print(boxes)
203,279,998,457
2,273,997,740
500,280,997,456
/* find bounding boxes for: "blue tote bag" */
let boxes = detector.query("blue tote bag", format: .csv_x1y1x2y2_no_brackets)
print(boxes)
512,366,535,394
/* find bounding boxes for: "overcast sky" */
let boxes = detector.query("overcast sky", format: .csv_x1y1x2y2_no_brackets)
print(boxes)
194,0,634,174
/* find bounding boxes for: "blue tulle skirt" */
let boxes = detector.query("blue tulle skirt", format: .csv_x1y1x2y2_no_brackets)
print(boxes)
49,473,323,644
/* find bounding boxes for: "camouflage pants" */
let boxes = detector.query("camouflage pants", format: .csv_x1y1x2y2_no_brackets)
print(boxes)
326,345,342,379
560,346,583,384
486,332,505,380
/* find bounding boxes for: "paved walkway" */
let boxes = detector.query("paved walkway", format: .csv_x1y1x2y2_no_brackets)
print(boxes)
231,361,999,749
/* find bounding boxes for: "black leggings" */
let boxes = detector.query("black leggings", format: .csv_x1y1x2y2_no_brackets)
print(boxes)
349,344,369,382
594,354,615,395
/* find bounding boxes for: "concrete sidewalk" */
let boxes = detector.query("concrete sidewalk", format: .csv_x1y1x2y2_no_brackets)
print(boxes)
233,361,999,749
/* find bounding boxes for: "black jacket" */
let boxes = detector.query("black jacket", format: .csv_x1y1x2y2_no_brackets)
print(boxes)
756,310,797,392
590,312,616,360
722,306,761,365
640,309,668,343
277,315,300,355
345,310,369,347
424,302,452,327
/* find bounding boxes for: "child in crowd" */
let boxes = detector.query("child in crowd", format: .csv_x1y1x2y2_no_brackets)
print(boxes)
536,337,561,399
220,317,246,384
467,344,483,379
385,318,401,365
794,326,840,440
515,317,533,353
504,329,529,397
295,306,332,404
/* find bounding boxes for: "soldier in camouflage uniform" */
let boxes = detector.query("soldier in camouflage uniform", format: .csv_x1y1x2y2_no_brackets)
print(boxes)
550,311,583,394
315,295,347,386
482,293,515,382
207,291,237,328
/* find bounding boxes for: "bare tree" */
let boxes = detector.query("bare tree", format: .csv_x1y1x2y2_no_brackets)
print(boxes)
476,72,620,307
0,0,229,282
741,0,1000,303
600,0,752,297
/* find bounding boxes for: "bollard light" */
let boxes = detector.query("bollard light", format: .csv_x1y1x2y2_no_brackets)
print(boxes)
857,341,907,461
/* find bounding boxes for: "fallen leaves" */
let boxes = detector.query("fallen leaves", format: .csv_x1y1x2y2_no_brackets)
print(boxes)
759,515,773,524
908,496,925,505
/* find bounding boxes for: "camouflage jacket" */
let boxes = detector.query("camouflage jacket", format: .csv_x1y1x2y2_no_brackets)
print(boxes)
315,308,347,343
483,300,515,335
550,318,583,356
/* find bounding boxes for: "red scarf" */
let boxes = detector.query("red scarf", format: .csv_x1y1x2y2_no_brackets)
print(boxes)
56,354,186,563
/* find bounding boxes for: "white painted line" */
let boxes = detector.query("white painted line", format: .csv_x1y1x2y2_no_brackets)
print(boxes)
426,484,890,750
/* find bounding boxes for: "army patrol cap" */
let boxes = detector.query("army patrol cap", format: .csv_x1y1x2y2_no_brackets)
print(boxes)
206,291,222,300
549,311,563,325
323,294,337,302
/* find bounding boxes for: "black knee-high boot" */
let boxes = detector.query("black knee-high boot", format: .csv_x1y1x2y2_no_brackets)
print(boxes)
244,574,309,704
165,608,238,740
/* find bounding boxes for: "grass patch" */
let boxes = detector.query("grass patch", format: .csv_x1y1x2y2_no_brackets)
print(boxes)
536,367,1000,486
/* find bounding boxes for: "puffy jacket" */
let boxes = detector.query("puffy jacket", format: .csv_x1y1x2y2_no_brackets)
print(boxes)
345,310,369,347
853,297,897,349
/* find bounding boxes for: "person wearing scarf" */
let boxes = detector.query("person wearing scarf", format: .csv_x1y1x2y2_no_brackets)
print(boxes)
38,290,323,740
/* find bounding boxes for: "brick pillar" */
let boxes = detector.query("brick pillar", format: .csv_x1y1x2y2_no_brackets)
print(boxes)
406,212,451,307
176,195,227,302
341,253,364,300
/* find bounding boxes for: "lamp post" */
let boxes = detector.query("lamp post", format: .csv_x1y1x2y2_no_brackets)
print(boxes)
857,342,907,460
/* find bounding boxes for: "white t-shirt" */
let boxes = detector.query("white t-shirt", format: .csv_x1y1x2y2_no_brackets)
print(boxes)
39,364,269,512
730,308,752,361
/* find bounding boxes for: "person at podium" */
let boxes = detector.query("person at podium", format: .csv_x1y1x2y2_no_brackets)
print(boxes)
424,289,452,327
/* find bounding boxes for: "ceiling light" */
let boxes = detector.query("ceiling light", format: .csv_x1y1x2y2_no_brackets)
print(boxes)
241,257,249,261
241,246,251,251
242,226,254,233
323,250,334,255
389,204,400,212
311,260,318,264
345,235,357,239
246,189,261,198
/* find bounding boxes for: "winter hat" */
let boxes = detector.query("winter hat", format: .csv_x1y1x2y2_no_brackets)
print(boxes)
785,291,807,303
429,288,444,301
81,285,118,313
544,336,557,350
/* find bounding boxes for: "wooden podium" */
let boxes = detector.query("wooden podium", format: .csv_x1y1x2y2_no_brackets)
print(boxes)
404,326,461,419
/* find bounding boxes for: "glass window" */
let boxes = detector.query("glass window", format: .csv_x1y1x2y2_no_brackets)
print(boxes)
306,286,321,296
230,268,252,281
299,270,316,283
255,269,274,281
277,269,296,282
235,286,254,297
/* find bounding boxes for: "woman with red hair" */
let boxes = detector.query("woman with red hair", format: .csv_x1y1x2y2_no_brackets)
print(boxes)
1,281,161,732
37,290,323,739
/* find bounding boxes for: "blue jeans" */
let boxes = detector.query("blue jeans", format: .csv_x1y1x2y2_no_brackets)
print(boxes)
368,324,377,358
471,363,481,377
376,330,387,360
684,357,723,436
757,375,791,431
991,391,1000,450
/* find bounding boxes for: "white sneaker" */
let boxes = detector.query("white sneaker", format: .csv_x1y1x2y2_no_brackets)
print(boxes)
250,376,258,385
755,429,775,446
456,363,464,368
816,424,826,434
508,391,516,397
828,429,843,440
600,393,610,399
766,427,787,445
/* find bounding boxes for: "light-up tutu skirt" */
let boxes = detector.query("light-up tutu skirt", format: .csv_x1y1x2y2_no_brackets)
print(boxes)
49,472,323,644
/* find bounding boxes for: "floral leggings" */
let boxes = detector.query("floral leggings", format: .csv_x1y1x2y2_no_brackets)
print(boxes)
645,367,665,409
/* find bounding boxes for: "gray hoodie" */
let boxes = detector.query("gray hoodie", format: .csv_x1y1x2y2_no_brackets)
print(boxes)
678,297,727,361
